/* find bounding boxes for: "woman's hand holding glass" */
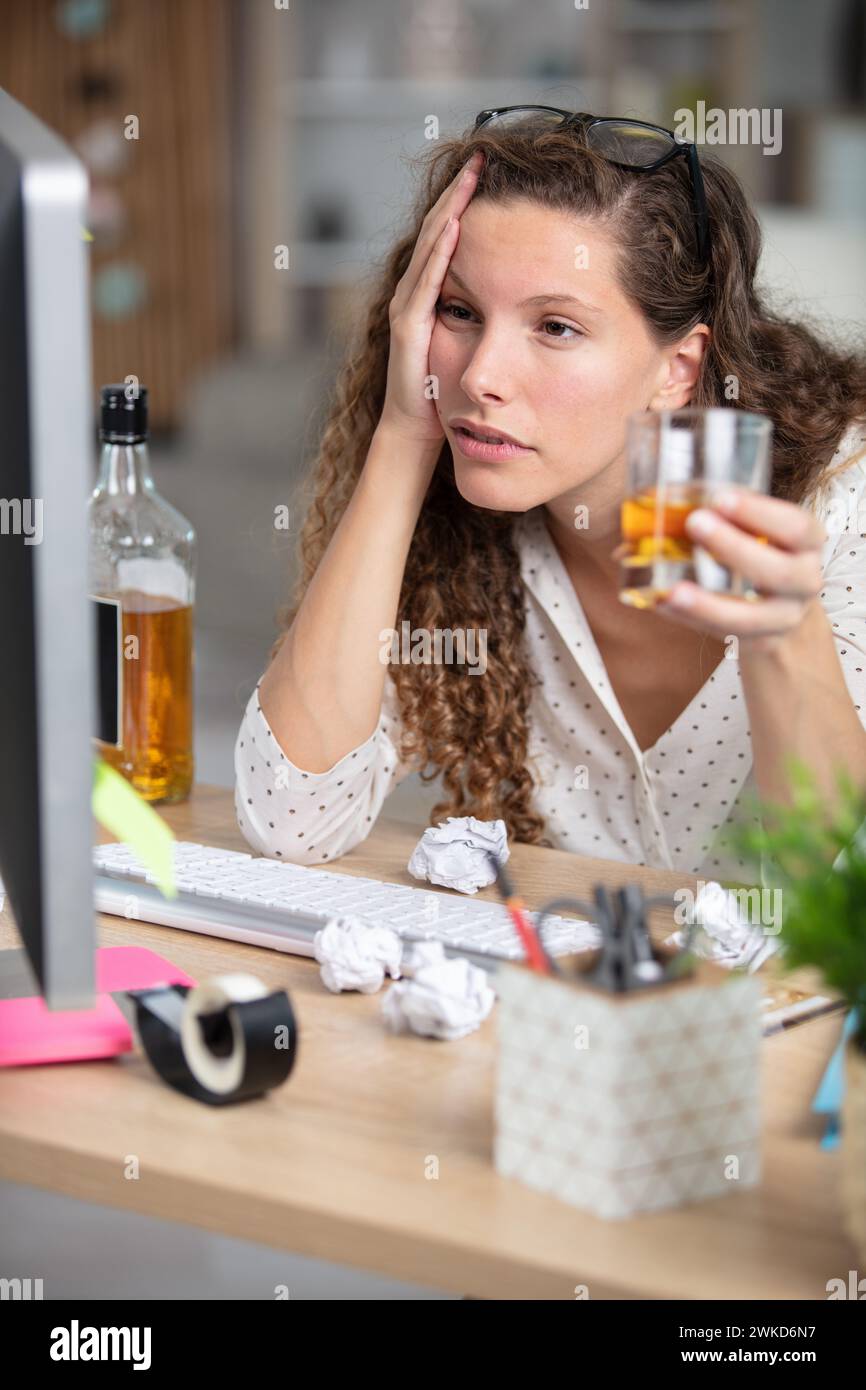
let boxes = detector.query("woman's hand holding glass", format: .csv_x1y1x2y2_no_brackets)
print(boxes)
656,488,827,650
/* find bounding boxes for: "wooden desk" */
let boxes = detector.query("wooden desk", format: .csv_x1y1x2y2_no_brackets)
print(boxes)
0,784,855,1299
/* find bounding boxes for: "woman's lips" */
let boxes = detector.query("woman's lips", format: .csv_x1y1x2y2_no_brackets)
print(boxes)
452,425,535,462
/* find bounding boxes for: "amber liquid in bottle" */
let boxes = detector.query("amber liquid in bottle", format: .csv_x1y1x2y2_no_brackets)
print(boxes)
97,592,194,802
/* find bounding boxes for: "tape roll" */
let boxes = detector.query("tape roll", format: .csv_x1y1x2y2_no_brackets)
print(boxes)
127,973,298,1106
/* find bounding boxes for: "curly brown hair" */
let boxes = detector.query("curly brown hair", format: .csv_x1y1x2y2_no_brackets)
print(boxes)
270,118,866,847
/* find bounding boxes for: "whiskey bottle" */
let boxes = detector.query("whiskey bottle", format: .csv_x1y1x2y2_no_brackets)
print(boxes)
89,384,195,803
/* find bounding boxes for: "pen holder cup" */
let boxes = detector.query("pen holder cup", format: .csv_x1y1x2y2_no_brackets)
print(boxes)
494,951,762,1219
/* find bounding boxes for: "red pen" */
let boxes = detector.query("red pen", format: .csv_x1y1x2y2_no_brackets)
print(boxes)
487,853,552,974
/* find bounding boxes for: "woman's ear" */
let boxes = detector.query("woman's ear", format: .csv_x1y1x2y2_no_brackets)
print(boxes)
649,324,711,410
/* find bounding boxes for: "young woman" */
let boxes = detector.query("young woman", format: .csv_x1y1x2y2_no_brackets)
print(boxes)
234,110,866,880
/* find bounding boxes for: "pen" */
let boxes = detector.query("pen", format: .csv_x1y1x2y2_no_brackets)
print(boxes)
486,852,552,975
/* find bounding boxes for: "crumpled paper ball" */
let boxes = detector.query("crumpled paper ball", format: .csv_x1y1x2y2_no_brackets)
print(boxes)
381,941,496,1041
665,880,780,971
407,816,509,894
314,915,403,994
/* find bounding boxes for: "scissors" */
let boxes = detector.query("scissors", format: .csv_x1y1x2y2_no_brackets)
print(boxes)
533,883,695,992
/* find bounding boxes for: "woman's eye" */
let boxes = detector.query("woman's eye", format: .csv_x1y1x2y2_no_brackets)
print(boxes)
543,320,584,340
436,300,473,322
433,300,583,337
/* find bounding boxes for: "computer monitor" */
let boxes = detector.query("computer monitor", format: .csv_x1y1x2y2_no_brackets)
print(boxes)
0,86,96,1009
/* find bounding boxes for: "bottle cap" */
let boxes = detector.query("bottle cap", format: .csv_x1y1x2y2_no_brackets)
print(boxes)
100,384,148,443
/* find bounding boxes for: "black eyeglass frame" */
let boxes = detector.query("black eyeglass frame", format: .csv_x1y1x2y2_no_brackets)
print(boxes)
473,105,711,265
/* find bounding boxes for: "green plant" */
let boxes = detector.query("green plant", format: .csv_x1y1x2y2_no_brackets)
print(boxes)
725,757,866,1051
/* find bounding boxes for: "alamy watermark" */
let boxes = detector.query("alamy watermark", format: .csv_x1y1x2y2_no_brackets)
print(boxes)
1,1276,43,1299
0,497,43,545
673,879,783,934
49,1321,151,1369
674,103,782,156
378,622,487,675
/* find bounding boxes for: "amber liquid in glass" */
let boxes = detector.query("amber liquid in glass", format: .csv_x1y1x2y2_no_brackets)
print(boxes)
618,485,704,608
96,591,194,803
618,485,768,608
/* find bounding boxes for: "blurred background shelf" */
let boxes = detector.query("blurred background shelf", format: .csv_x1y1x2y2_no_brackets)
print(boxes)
615,3,743,33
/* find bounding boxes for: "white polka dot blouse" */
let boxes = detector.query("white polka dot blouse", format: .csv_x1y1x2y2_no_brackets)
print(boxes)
235,418,866,879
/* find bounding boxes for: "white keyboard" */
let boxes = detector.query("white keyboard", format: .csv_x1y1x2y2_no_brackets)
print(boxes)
93,840,600,964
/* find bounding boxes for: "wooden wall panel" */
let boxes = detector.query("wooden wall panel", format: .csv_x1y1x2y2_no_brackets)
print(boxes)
0,0,234,429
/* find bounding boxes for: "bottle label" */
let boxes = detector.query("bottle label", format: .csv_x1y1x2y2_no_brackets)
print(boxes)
91,595,123,747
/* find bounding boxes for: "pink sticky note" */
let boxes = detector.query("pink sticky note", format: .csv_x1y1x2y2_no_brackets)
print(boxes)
0,946,196,1068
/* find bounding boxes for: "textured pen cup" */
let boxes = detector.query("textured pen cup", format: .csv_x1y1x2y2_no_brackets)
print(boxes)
494,955,762,1219
841,1038,866,1262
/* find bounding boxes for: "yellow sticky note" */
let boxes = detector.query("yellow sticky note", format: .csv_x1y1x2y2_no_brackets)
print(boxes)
92,758,177,898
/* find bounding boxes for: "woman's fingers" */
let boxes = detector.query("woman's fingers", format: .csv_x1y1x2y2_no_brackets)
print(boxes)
391,153,483,317
395,154,481,309
657,582,807,638
404,215,461,322
684,508,824,599
655,488,829,645
417,150,483,252
706,486,827,551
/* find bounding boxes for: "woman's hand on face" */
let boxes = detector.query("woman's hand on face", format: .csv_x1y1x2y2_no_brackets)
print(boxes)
380,151,484,448
655,488,828,651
